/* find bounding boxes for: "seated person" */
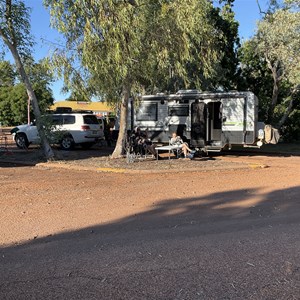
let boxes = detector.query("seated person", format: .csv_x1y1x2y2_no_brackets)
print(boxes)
131,127,159,158
170,132,194,158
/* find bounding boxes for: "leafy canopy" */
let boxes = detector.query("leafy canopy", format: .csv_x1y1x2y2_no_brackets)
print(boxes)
44,0,227,100
0,0,34,57
0,59,54,126
256,0,300,87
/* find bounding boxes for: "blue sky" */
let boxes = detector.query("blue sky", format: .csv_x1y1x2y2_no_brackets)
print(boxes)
7,0,268,101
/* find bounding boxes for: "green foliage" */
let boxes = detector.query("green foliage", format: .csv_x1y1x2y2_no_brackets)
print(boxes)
0,84,27,125
40,115,68,144
280,109,300,141
0,60,15,86
140,1,221,92
1,0,55,160
238,39,274,120
257,9,300,87
208,0,240,90
0,0,34,58
44,0,236,99
0,60,54,126
238,0,300,140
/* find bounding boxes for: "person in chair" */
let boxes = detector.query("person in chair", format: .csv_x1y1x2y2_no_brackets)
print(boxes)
132,127,160,158
170,132,194,158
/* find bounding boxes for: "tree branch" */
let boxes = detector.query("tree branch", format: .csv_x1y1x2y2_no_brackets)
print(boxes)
256,0,267,15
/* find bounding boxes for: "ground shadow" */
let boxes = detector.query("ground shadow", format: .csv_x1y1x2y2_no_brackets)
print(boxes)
2,139,300,169
1,185,300,299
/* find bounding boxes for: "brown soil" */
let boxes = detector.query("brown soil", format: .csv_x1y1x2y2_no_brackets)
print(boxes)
1,141,300,299
1,142,300,247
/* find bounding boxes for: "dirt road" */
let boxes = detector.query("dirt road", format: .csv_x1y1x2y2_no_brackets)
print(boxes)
0,154,300,299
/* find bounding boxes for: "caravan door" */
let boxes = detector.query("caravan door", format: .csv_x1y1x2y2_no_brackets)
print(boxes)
221,97,246,145
190,102,206,147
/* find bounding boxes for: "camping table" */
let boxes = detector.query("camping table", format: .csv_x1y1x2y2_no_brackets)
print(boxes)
155,145,182,160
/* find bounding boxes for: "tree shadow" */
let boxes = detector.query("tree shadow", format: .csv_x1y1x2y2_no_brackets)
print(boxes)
3,141,300,169
1,185,300,299
0,143,115,167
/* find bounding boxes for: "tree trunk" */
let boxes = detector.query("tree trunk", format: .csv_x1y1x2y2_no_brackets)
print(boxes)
2,37,55,160
277,97,294,129
277,86,299,129
266,58,281,124
111,85,130,158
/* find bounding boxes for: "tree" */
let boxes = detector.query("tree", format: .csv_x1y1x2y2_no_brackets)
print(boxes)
0,59,54,126
206,0,240,90
255,0,300,126
0,60,15,86
237,39,275,121
44,0,224,157
0,0,54,160
237,0,300,140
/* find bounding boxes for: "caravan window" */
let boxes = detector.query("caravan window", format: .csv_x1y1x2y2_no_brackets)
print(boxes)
136,103,158,121
168,105,189,117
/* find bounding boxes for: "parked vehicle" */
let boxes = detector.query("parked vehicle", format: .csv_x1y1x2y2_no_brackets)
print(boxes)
126,90,279,153
11,112,104,150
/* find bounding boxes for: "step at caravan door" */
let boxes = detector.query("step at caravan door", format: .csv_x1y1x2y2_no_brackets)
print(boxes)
191,102,206,147
221,97,246,145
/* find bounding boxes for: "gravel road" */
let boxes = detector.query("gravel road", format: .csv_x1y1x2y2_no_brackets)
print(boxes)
0,151,299,299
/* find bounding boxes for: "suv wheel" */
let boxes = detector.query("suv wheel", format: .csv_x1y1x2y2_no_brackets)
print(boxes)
61,135,75,150
15,133,29,149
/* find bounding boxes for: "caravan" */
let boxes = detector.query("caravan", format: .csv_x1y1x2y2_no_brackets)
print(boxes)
128,90,279,153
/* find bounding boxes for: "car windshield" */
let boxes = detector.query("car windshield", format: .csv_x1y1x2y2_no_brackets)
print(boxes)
83,115,99,124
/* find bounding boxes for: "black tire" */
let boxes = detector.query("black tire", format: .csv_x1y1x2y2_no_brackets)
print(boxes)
15,133,29,149
81,142,94,149
60,135,75,150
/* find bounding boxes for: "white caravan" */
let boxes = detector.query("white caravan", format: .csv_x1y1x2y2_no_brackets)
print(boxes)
128,90,279,153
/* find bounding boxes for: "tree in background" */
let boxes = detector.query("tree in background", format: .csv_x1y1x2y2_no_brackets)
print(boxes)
0,60,15,86
239,0,300,140
0,0,54,160
238,40,274,121
0,59,54,126
207,0,240,90
44,0,229,157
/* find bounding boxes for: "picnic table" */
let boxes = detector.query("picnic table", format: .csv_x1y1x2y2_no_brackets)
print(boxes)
155,145,182,160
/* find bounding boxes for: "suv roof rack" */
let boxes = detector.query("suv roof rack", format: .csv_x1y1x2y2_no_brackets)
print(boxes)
54,107,72,113
53,107,95,114
71,110,94,114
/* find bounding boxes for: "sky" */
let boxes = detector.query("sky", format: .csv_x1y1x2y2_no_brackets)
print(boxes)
5,0,269,101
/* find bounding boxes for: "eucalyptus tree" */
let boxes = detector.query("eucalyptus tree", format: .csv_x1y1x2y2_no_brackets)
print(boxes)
202,0,240,90
255,0,300,127
45,0,222,157
238,39,275,121
0,0,54,159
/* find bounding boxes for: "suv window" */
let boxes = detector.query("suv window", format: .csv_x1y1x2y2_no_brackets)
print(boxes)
83,115,99,124
48,115,76,125
51,115,63,125
63,115,75,124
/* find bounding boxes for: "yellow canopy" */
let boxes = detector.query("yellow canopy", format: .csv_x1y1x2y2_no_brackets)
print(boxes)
50,101,113,115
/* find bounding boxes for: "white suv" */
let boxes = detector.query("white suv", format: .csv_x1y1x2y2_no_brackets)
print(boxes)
11,113,104,150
